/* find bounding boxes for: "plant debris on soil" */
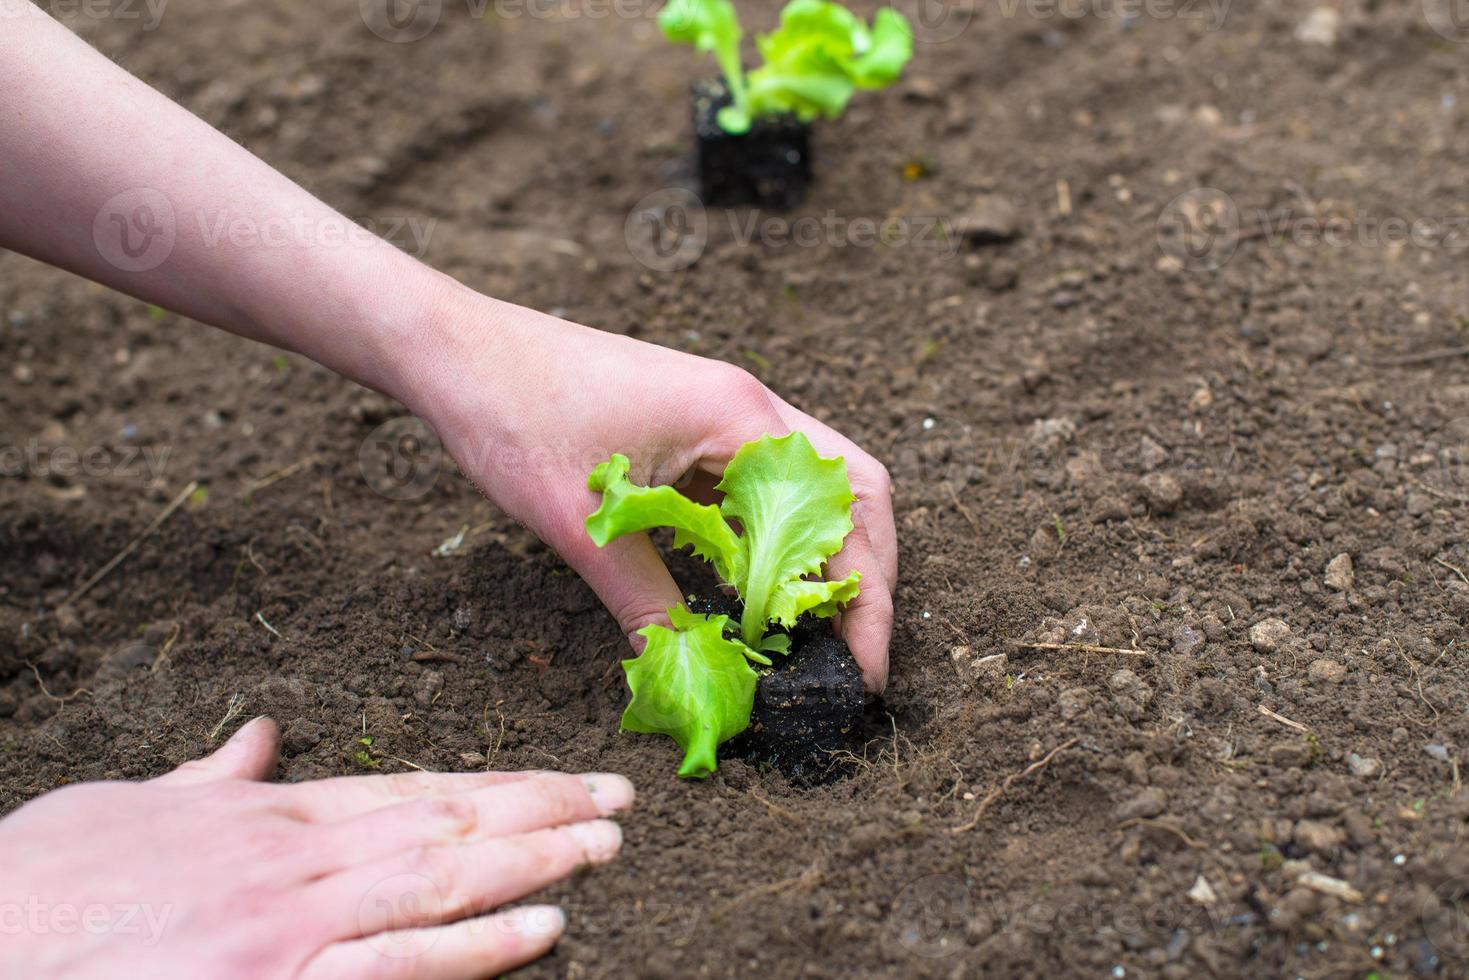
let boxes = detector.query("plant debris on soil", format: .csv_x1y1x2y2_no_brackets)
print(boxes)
6,2,1469,977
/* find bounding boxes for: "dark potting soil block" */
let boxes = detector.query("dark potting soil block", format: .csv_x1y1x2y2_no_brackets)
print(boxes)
692,79,812,211
733,632,866,783
687,594,868,783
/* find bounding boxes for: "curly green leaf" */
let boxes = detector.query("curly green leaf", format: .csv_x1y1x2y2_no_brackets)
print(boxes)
586,454,744,585
620,608,757,778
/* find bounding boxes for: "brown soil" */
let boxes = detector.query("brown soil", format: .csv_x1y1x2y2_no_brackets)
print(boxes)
6,1,1469,976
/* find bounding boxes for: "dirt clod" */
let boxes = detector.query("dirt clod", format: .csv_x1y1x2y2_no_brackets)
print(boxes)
1308,659,1347,684
1250,619,1293,654
1324,554,1354,592
1115,788,1169,821
957,194,1020,245
1293,819,1345,858
1139,473,1183,514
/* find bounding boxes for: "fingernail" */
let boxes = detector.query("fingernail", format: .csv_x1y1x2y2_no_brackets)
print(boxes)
502,905,566,940
583,773,635,815
567,819,623,863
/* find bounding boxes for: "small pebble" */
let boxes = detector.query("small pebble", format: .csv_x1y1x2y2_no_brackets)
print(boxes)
1324,553,1354,592
1172,625,1205,656
1250,618,1293,653
1308,659,1347,684
1139,472,1183,514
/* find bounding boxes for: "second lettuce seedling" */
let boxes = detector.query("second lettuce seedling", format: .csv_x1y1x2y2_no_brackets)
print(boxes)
586,432,861,777
659,0,914,135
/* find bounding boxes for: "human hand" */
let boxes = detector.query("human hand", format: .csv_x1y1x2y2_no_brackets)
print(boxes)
409,288,897,692
0,8,894,690
0,718,633,980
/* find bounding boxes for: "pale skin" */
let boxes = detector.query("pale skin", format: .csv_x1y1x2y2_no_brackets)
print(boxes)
0,718,633,978
0,3,897,976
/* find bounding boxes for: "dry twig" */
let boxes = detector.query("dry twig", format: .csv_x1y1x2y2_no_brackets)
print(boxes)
208,693,246,742
714,862,824,918
27,663,91,703
1371,345,1469,367
1009,641,1148,657
1117,818,1208,850
749,787,800,822
243,454,321,497
1258,705,1311,733
951,738,1080,834
150,621,182,674
62,480,198,607
1434,556,1469,586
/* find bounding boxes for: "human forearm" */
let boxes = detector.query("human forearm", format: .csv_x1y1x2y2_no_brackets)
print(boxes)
0,0,896,687
0,1,443,402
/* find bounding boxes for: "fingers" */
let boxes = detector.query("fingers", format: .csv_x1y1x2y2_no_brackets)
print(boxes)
556,527,684,651
152,716,281,786
299,906,566,980
311,820,623,939
824,519,893,693
280,770,544,823
767,397,896,692
307,773,633,867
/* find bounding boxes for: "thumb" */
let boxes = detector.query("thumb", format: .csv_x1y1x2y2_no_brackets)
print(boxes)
153,716,281,786
558,528,684,651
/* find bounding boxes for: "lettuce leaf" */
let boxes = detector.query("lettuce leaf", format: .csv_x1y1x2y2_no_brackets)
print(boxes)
587,432,862,776
621,608,757,778
745,1,914,123
659,0,913,133
658,0,751,132
716,432,862,645
587,453,744,586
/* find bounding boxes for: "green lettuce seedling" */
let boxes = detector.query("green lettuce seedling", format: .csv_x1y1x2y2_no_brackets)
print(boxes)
659,0,914,135
585,432,861,777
